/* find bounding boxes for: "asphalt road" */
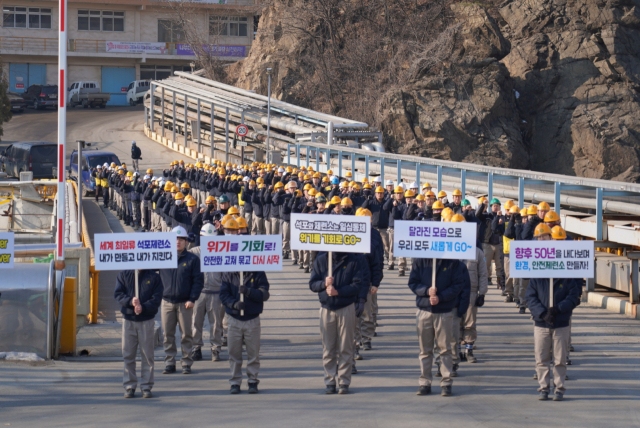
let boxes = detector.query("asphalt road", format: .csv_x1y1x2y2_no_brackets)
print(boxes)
2,105,195,174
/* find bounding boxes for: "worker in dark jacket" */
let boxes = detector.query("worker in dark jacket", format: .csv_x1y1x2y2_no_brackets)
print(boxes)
353,209,384,370
408,258,466,397
525,223,581,402
159,226,204,375
114,269,163,399
220,269,270,394
310,251,370,395
363,186,390,263
131,141,142,172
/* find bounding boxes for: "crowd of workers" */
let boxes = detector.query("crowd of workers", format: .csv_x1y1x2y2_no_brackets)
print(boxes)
110,155,581,402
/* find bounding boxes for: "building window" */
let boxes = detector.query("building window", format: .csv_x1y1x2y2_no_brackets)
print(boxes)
3,7,51,29
140,65,190,81
78,10,124,32
158,20,185,43
209,16,248,37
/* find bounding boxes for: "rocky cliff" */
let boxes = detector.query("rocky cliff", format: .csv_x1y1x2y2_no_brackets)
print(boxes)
228,0,640,182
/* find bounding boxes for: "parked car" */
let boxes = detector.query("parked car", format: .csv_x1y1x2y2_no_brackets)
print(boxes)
7,91,26,113
1,141,57,179
22,84,58,110
68,81,110,108
126,80,151,106
69,149,120,196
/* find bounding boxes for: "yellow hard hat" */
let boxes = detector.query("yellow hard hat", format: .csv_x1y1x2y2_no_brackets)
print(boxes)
171,186,179,193
286,166,293,173
228,207,239,215
146,168,153,174
236,217,248,229
394,186,404,194
504,200,515,210
356,208,372,217
294,189,302,197
363,183,372,189
432,201,445,210
322,176,330,182
452,189,462,196
422,182,431,188
538,201,551,210
346,171,353,177
362,177,369,183
527,205,539,215
309,189,318,196
186,198,196,207
426,191,436,198
415,194,425,201
303,174,311,181
341,197,353,206
404,190,415,198
275,182,284,189
443,211,454,222
181,182,190,189
175,192,185,200
534,223,552,237
520,208,528,216
303,183,313,190
223,218,239,230
164,183,173,191
451,214,466,222
375,186,385,193
307,166,314,172
544,211,560,223
118,170,125,175
257,177,264,184
551,226,566,240
110,162,116,168
352,183,361,190
509,206,520,214
437,190,447,198
327,169,334,175
442,207,453,216
313,172,321,178
330,196,342,205
205,196,216,204
126,171,133,177
258,183,265,189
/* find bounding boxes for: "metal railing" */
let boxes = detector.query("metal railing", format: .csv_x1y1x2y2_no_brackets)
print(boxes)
73,40,251,56
0,36,57,52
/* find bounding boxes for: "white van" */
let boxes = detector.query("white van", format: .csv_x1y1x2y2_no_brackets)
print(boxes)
126,80,151,106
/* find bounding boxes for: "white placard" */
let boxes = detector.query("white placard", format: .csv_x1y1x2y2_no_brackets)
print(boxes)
0,232,15,269
105,41,168,54
290,213,371,253
393,220,477,260
95,232,177,271
509,240,594,278
200,234,282,272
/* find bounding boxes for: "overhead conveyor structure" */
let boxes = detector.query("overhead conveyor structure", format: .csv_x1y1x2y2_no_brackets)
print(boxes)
144,71,384,166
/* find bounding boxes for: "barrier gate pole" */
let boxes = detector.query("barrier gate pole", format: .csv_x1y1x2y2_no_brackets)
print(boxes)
56,0,68,268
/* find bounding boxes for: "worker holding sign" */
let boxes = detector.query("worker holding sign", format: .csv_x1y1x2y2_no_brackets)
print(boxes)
310,251,370,395
525,224,581,402
114,269,163,399
408,256,467,397
219,268,270,394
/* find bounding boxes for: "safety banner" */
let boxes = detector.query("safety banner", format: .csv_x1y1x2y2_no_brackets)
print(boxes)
0,232,14,268
509,240,594,278
290,214,371,253
95,232,177,271
200,234,282,272
393,221,477,260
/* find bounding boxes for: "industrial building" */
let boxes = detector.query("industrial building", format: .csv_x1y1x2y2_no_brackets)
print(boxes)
0,0,258,104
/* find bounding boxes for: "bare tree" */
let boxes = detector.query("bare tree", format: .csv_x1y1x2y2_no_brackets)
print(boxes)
164,1,259,82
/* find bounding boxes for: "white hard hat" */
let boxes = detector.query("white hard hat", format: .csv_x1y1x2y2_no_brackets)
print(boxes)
132,141,136,145
373,176,381,182
243,176,250,182
410,182,418,189
400,183,406,190
103,163,109,168
278,167,285,173
118,166,124,170
152,176,158,181
144,175,151,180
133,171,139,177
172,226,187,237
385,180,394,186
200,223,217,236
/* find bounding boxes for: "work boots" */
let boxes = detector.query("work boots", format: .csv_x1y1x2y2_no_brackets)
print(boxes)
466,344,477,363
191,347,203,361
